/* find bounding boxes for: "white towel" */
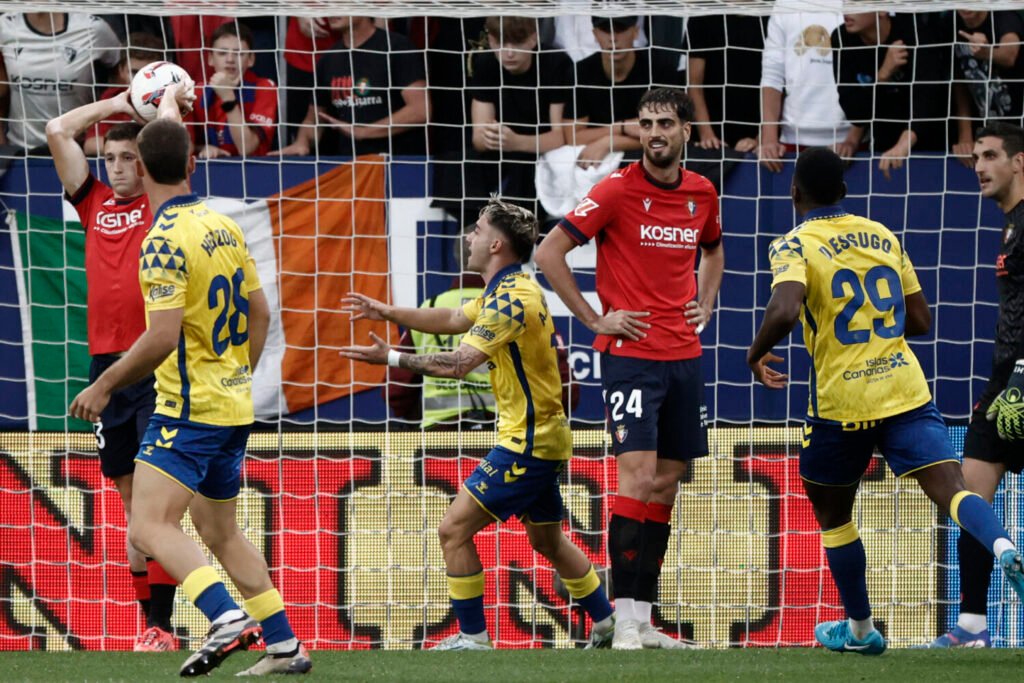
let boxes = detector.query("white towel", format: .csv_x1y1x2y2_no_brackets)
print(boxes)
535,145,624,218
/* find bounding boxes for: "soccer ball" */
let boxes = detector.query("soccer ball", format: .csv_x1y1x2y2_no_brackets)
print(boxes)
129,61,190,122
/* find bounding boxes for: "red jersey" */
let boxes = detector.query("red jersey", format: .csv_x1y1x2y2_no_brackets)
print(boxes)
168,15,232,82
558,161,721,361
193,70,277,156
84,86,131,145
284,17,339,73
69,175,152,356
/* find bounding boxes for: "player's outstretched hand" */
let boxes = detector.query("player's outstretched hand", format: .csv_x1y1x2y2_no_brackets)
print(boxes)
592,307,650,341
341,292,392,322
339,331,390,365
987,361,1024,440
749,352,788,389
69,383,111,423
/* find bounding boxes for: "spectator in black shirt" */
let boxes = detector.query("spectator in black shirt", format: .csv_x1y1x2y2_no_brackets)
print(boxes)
952,11,1024,159
277,16,428,156
572,16,683,166
832,12,948,178
466,16,573,219
686,14,767,152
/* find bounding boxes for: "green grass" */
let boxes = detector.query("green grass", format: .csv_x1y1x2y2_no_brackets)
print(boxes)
5,649,1024,683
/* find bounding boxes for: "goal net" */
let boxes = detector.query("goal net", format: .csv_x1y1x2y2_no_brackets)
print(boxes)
0,1,1022,650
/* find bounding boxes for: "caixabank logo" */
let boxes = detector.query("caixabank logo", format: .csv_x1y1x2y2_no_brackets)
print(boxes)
0,430,944,650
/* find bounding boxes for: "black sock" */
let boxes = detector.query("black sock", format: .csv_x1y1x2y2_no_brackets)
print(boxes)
147,584,176,631
130,570,151,620
959,531,995,618
635,518,671,604
608,496,647,600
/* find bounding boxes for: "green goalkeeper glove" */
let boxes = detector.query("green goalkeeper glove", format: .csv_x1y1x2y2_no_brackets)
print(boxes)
987,360,1024,441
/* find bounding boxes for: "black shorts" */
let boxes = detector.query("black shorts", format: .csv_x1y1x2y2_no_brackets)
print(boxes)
600,354,708,460
90,355,156,479
964,408,1024,474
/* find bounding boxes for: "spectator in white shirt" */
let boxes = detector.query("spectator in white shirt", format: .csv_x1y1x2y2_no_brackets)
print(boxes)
759,2,850,172
0,12,120,154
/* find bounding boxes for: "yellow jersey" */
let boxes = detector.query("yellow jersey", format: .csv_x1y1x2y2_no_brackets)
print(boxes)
768,208,931,422
139,194,261,426
461,265,572,461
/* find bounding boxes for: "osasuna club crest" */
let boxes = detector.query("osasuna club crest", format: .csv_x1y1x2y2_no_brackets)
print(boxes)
615,424,628,444
686,197,697,216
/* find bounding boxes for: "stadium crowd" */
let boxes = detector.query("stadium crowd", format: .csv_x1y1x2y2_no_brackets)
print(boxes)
2,8,1024,222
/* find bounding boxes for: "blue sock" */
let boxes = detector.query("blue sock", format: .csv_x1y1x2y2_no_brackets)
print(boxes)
448,572,487,635
576,584,614,623
194,583,239,623
952,491,1009,554
451,596,486,635
245,588,295,647
561,566,614,623
260,611,295,647
822,522,871,621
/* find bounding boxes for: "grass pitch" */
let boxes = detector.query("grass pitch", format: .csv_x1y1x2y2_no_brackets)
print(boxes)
5,649,1024,682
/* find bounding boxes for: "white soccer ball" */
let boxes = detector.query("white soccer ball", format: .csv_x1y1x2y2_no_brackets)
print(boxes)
129,61,191,122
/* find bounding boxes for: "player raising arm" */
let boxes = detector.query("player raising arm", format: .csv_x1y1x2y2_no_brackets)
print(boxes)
746,147,1024,655
69,118,310,677
341,199,616,650
45,81,193,652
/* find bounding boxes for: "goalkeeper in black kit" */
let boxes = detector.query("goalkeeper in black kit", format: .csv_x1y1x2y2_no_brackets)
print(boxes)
925,121,1024,648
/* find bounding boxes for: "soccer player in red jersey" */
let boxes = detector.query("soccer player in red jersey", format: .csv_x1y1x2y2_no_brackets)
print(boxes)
192,22,277,158
46,83,194,652
536,87,724,650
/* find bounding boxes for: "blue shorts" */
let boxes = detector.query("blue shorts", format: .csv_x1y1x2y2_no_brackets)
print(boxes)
135,414,252,501
601,354,708,459
463,446,565,524
800,402,959,486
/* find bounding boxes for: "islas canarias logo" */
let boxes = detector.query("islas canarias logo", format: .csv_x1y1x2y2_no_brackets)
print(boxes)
842,353,910,381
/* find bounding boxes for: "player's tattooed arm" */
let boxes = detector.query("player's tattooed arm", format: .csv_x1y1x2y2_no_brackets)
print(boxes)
399,343,489,379
340,334,488,379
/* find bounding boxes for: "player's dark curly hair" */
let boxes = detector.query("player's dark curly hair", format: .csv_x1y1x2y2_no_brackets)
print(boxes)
138,119,191,184
794,147,846,206
977,121,1024,158
637,87,694,124
479,198,538,263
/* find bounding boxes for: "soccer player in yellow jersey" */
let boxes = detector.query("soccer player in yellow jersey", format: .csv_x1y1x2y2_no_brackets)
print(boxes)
746,148,1024,655
341,199,616,650
69,119,311,677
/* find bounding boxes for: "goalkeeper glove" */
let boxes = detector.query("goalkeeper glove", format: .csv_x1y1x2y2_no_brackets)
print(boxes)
987,360,1024,441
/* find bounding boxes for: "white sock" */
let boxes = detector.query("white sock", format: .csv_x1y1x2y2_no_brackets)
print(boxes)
634,600,652,625
615,598,635,622
593,614,615,633
849,617,874,640
463,630,489,643
957,613,987,634
267,637,298,654
993,537,1015,558
211,608,245,627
